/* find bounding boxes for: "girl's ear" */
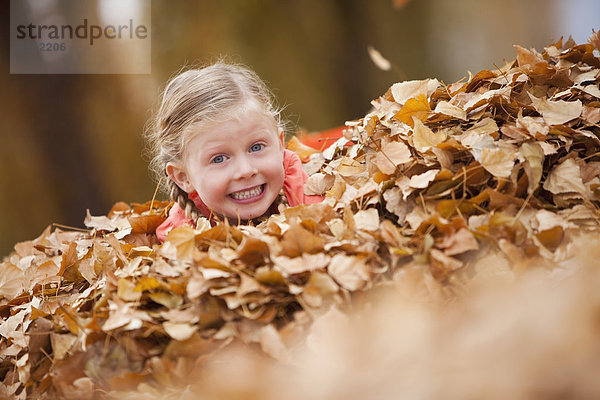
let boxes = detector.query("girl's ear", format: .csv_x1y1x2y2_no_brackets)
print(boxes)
279,130,285,149
166,162,194,193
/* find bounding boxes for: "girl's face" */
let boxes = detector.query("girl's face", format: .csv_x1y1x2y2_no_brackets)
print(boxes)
168,111,285,221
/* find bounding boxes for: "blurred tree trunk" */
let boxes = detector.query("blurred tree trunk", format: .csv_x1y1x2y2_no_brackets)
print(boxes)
0,1,104,255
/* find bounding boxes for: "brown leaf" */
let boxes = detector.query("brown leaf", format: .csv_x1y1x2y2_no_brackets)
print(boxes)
128,215,166,234
280,223,324,257
236,236,270,267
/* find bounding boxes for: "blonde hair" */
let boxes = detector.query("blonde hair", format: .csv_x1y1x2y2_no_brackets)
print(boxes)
145,62,283,221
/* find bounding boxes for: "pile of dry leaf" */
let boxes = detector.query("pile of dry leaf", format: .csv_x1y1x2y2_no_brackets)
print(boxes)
1,33,600,399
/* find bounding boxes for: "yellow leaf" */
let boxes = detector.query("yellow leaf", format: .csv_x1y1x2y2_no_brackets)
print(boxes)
393,94,431,126
149,291,183,309
438,228,479,256
50,333,77,360
517,115,549,138
287,136,320,162
0,262,26,299
514,44,546,67
466,117,499,136
128,215,165,234
255,266,287,286
135,277,162,292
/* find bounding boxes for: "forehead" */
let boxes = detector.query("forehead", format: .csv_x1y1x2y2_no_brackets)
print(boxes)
184,111,279,150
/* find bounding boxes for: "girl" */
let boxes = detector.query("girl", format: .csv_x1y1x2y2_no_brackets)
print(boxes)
146,63,323,242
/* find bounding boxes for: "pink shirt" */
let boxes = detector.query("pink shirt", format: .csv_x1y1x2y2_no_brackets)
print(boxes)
155,149,323,241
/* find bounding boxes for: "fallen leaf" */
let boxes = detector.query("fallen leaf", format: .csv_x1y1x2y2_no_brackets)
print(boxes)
520,142,545,193
304,172,335,195
391,79,438,105
409,169,440,189
374,139,412,174
354,208,380,231
412,118,447,152
543,158,587,196
393,94,431,126
529,94,583,125
437,228,479,256
163,322,197,341
478,148,515,178
328,254,370,291
280,223,324,257
433,100,467,120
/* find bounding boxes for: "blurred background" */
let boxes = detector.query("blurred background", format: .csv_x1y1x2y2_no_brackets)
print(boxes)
1,0,598,257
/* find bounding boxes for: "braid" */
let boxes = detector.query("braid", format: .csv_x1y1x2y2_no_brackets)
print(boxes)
167,177,202,225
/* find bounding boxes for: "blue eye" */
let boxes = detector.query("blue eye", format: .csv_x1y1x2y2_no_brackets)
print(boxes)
250,143,264,152
211,155,225,164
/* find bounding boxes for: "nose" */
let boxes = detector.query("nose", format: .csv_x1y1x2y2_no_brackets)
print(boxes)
233,155,258,180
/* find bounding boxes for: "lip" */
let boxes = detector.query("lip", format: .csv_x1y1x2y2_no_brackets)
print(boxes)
228,184,266,204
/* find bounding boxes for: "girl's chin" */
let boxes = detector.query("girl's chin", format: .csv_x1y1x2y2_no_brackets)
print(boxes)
220,203,272,222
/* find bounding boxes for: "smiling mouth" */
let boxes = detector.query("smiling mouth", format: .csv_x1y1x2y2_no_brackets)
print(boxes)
229,184,265,200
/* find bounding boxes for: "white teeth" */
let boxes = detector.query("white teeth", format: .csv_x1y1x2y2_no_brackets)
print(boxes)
230,185,263,200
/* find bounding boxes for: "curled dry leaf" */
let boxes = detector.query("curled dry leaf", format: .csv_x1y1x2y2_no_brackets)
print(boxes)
304,172,335,195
